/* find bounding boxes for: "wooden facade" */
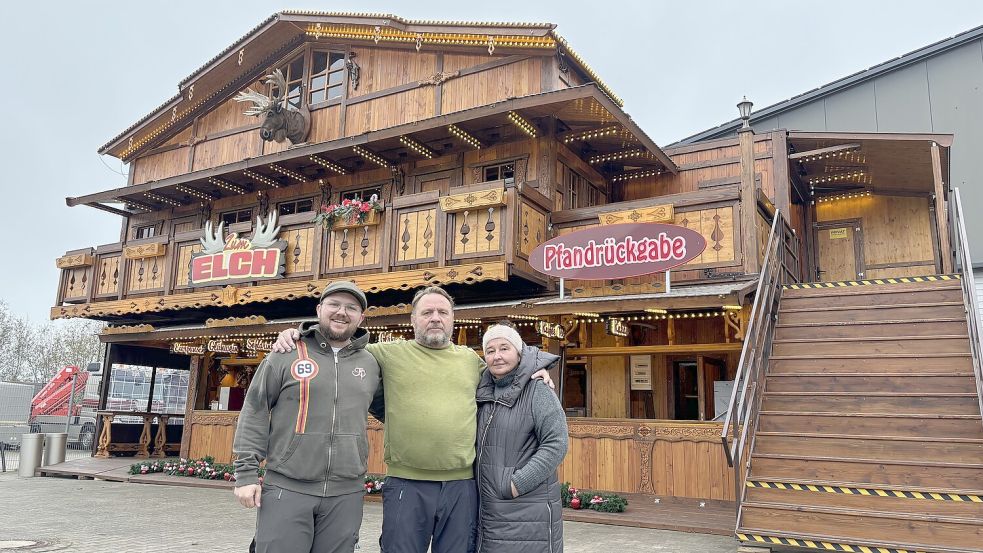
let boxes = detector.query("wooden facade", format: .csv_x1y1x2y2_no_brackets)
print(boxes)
54,13,956,508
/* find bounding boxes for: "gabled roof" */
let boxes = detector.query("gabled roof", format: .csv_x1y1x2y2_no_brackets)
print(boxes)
674,23,983,145
100,11,624,161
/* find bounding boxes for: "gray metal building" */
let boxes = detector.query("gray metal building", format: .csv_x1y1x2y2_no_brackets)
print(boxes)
677,24,983,272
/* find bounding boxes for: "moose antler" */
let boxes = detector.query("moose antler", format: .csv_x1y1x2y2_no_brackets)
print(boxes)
233,69,291,116
265,69,288,107
200,221,226,254
251,212,281,248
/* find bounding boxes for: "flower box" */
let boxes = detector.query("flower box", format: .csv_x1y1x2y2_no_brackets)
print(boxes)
313,195,385,230
330,209,381,230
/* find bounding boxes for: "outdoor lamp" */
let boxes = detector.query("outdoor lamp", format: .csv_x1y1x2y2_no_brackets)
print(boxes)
737,96,753,129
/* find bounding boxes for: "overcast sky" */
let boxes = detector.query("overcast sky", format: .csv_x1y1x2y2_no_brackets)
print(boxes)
3,1,982,321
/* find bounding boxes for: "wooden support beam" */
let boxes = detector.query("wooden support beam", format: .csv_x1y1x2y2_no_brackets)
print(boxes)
788,142,860,160
738,128,759,273
567,343,742,356
931,142,952,273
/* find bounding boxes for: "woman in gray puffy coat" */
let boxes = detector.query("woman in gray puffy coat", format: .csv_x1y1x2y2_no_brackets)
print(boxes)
475,323,569,553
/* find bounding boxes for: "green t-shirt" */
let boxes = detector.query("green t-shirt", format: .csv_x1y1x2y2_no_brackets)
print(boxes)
366,340,485,481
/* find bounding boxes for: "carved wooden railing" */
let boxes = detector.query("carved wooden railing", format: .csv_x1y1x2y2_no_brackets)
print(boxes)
949,188,983,429
719,210,796,518
53,180,553,317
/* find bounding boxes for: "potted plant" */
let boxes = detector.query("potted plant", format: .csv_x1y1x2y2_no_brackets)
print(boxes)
313,195,384,230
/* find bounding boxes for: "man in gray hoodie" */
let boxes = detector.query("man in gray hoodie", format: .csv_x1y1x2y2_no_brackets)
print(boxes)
233,281,384,553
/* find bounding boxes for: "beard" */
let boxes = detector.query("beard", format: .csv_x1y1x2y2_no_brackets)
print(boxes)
325,325,357,342
415,327,450,348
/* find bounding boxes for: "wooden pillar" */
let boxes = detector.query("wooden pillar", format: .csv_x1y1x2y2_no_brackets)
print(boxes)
179,355,203,459
696,355,706,422
739,128,760,274
931,142,952,273
771,131,791,219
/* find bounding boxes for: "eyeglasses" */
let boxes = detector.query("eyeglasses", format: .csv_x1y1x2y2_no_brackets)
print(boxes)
321,300,362,315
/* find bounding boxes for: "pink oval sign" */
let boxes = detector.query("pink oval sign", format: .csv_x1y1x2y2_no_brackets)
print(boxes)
529,223,707,280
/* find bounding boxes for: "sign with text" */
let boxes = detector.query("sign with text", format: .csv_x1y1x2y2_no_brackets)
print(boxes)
189,213,287,287
171,342,206,355
529,223,707,280
606,319,629,337
536,321,565,340
630,355,653,391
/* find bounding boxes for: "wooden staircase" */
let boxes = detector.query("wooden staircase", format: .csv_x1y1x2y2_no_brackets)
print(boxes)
738,278,983,553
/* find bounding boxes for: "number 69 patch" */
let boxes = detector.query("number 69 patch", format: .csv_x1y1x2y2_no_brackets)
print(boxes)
291,358,319,380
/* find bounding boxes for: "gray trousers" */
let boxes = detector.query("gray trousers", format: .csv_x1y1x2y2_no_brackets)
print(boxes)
380,477,478,553
254,484,363,553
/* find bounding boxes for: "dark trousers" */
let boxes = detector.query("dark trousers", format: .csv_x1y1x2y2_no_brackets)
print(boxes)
380,477,478,553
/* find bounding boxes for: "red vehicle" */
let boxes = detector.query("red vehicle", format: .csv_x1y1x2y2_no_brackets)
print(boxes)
29,364,102,449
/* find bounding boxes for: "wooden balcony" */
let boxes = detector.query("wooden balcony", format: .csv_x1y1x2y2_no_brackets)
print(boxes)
51,179,553,321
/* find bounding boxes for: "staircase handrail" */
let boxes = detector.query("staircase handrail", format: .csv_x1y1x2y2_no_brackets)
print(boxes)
949,187,983,426
720,209,791,513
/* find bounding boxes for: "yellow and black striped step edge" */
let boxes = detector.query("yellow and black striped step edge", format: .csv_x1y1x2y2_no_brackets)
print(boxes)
784,274,959,290
746,480,982,502
738,532,926,553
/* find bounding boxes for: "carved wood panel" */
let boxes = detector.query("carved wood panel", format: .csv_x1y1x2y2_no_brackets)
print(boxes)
96,255,122,297
675,205,737,266
451,207,503,258
393,208,438,264
62,267,91,301
519,202,547,259
327,223,383,271
126,256,165,293
175,243,203,287
279,226,315,275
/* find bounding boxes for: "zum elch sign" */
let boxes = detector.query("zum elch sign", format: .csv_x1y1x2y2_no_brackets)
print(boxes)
188,212,288,287
529,223,707,280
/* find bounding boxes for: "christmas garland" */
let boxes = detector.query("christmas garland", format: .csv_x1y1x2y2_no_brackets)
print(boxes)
560,483,628,513
128,456,265,482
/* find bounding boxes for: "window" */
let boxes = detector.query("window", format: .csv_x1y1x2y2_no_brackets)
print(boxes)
560,164,606,209
273,55,306,109
278,198,315,216
134,224,157,240
310,51,346,104
483,162,515,182
220,209,253,226
340,186,383,202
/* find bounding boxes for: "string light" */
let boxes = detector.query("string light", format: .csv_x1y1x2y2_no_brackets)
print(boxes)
144,192,184,207
448,124,482,148
507,111,537,137
645,308,667,314
208,177,246,195
808,171,866,185
588,149,652,164
243,170,280,189
269,164,307,183
611,168,662,183
309,154,348,174
353,145,390,168
507,314,540,321
722,305,743,311
571,311,729,324
175,185,216,202
562,126,620,144
816,190,872,203
115,197,153,212
572,312,600,318
399,136,436,159
796,146,862,164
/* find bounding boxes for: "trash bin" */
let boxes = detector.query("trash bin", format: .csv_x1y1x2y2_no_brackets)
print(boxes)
43,432,68,466
19,433,44,477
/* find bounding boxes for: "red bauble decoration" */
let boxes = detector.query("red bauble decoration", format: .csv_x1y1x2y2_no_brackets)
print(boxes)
570,497,581,509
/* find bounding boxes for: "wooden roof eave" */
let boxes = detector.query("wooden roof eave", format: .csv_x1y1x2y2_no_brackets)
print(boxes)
787,131,953,148
69,85,673,209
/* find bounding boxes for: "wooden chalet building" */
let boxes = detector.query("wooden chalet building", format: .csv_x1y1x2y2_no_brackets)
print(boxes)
52,12,983,548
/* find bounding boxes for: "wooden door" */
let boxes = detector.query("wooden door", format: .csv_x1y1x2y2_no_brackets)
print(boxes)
815,220,864,282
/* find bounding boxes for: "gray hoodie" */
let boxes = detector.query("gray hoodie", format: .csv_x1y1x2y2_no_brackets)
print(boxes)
233,326,383,497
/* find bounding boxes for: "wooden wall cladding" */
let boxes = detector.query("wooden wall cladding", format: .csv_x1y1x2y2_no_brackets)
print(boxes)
192,133,260,172
132,147,190,184
174,243,202,288
817,195,935,270
308,105,342,144
95,256,122,297
196,94,257,137
674,205,738,266
126,256,165,293
440,57,542,115
392,207,438,264
187,411,237,464
518,202,548,258
349,49,437,97
345,87,436,136
326,224,384,272
279,226,317,275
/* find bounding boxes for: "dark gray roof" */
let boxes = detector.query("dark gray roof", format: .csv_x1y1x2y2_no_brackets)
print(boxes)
672,23,983,145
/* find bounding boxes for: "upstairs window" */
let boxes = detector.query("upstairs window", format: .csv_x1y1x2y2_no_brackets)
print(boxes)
341,186,383,202
483,162,515,183
273,55,306,109
220,209,253,226
134,224,157,240
310,51,346,104
278,198,315,216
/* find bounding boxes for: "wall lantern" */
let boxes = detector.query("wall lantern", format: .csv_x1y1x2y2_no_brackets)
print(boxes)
737,96,753,129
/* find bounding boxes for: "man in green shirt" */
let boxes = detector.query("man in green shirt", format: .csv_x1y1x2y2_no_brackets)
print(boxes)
274,286,551,553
